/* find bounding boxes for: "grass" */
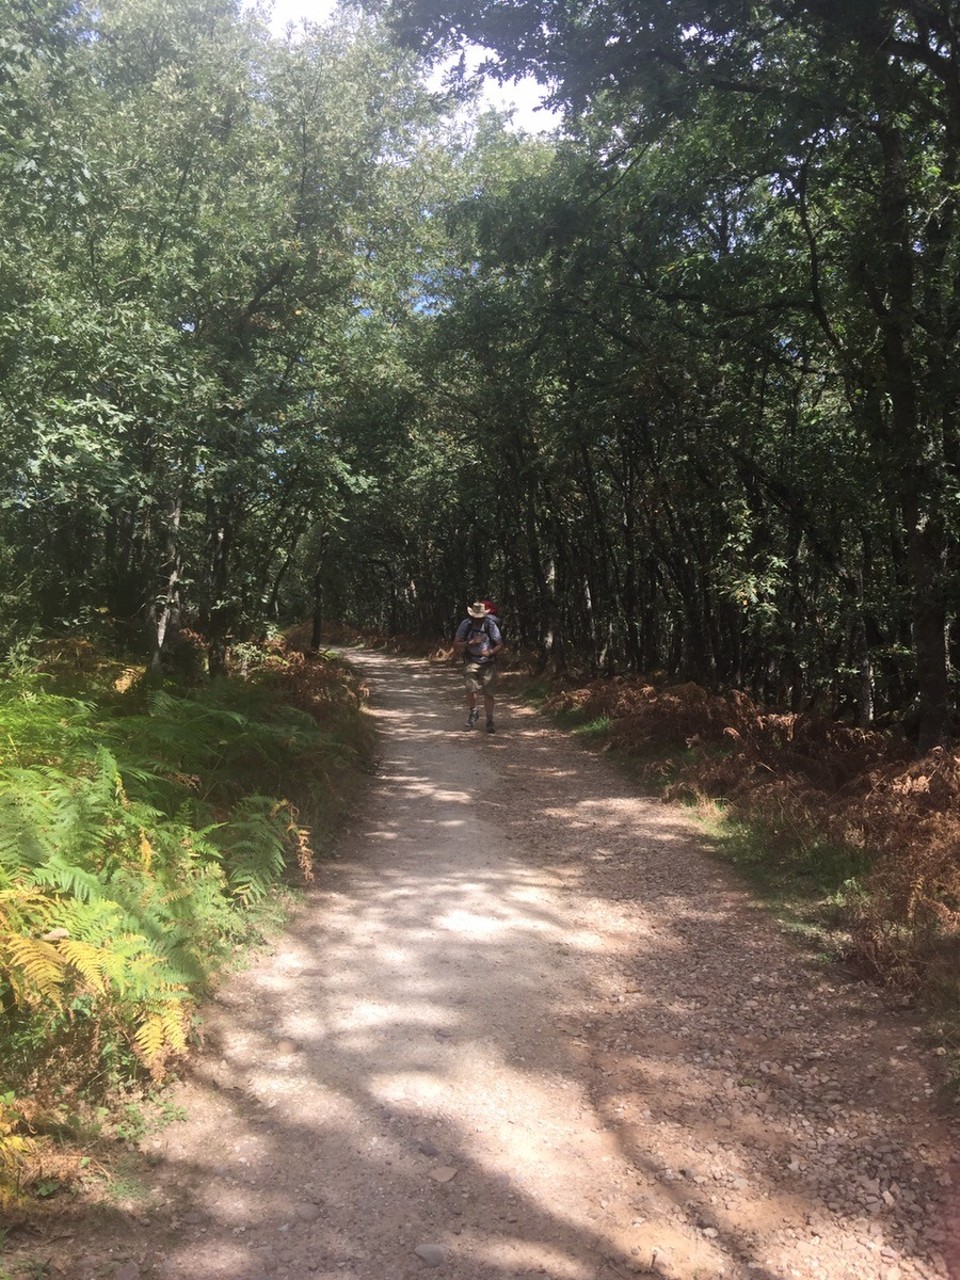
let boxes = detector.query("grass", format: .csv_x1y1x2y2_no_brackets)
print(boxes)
570,713,614,740
691,801,872,955
515,677,551,711
96,1160,151,1208
533,689,612,739
524,669,960,1105
521,673,881,966
112,1094,188,1145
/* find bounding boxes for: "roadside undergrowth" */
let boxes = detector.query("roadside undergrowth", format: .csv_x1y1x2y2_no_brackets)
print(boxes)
535,675,960,1099
0,633,374,1214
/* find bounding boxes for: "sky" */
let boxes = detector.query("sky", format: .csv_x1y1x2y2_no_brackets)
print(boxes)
252,0,558,134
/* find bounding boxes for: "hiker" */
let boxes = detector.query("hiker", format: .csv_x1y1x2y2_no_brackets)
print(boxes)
454,600,503,733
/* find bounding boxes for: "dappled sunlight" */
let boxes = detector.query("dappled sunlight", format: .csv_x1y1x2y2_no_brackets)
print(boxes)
409,787,476,805
415,1057,614,1223
468,1235,596,1278
104,651,955,1280
368,1066,462,1110
437,907,517,940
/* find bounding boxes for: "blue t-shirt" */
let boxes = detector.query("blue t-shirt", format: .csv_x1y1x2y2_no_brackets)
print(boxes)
456,617,502,663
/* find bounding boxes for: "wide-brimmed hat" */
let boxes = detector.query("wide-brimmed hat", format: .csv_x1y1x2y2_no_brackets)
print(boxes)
467,601,489,618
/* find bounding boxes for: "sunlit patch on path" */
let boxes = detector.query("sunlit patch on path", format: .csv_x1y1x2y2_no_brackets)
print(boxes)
42,650,957,1280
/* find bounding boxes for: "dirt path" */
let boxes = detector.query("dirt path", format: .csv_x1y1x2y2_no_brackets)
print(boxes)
12,651,959,1280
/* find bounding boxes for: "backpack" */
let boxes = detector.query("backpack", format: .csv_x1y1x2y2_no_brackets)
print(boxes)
481,602,504,647
463,615,504,661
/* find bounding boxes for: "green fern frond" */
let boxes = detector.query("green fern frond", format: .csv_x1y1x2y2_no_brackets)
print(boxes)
0,650,368,1104
54,897,126,946
92,745,123,807
30,854,105,903
218,795,287,903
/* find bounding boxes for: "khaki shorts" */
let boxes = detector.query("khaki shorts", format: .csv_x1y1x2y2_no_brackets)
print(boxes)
464,661,498,694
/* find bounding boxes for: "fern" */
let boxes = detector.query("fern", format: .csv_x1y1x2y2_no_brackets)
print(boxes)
28,853,106,903
0,671,95,769
133,999,188,1070
217,795,288,902
57,938,110,994
0,640,373,1203
2,936,67,1005
0,1095,38,1212
0,884,57,935
0,654,360,1108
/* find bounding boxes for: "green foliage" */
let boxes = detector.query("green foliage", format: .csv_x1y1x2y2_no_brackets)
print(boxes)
547,700,613,740
0,0,442,666
359,0,960,742
0,646,369,1205
113,1093,186,1144
699,810,872,936
0,0,956,737
570,715,613,741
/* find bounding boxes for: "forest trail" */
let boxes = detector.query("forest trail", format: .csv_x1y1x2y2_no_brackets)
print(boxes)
17,651,959,1280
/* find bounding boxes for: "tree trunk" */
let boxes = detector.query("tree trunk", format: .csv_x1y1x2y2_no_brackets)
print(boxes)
205,503,233,678
147,494,182,671
310,536,329,651
874,118,949,747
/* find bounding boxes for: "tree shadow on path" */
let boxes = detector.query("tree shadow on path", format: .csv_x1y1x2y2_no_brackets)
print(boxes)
10,651,956,1280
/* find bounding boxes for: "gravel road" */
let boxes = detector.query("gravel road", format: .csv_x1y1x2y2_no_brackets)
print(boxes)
15,650,959,1280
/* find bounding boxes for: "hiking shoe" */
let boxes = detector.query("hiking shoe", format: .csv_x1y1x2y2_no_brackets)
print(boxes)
465,708,480,729
485,719,495,733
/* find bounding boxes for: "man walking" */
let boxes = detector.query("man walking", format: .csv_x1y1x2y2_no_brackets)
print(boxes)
454,601,503,733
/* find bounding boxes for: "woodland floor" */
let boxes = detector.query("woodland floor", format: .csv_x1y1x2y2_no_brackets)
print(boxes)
6,649,960,1280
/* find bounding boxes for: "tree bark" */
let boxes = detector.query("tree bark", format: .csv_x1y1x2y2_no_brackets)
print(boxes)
148,493,182,672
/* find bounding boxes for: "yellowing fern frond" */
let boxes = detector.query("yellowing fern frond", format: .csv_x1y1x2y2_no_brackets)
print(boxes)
0,886,57,936
160,1001,189,1053
139,830,154,870
57,938,109,993
134,1011,167,1066
0,1133,34,1210
133,999,189,1075
2,935,67,1004
0,1097,40,1211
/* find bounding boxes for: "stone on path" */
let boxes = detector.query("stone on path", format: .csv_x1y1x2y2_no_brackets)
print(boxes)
294,1201,323,1222
414,1243,446,1267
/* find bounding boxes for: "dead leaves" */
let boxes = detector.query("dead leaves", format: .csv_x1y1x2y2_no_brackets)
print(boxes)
545,675,960,993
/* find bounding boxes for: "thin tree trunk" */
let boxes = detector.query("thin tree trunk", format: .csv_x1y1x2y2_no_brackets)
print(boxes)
310,535,329,651
206,504,233,678
148,494,182,671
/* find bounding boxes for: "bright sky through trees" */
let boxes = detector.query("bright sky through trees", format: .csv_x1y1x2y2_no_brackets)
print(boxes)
251,0,558,132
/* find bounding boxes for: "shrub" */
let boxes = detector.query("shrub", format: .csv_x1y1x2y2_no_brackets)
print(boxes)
0,641,372,1208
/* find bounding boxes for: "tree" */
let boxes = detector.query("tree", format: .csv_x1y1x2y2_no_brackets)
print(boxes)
376,0,960,743
1,0,443,670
